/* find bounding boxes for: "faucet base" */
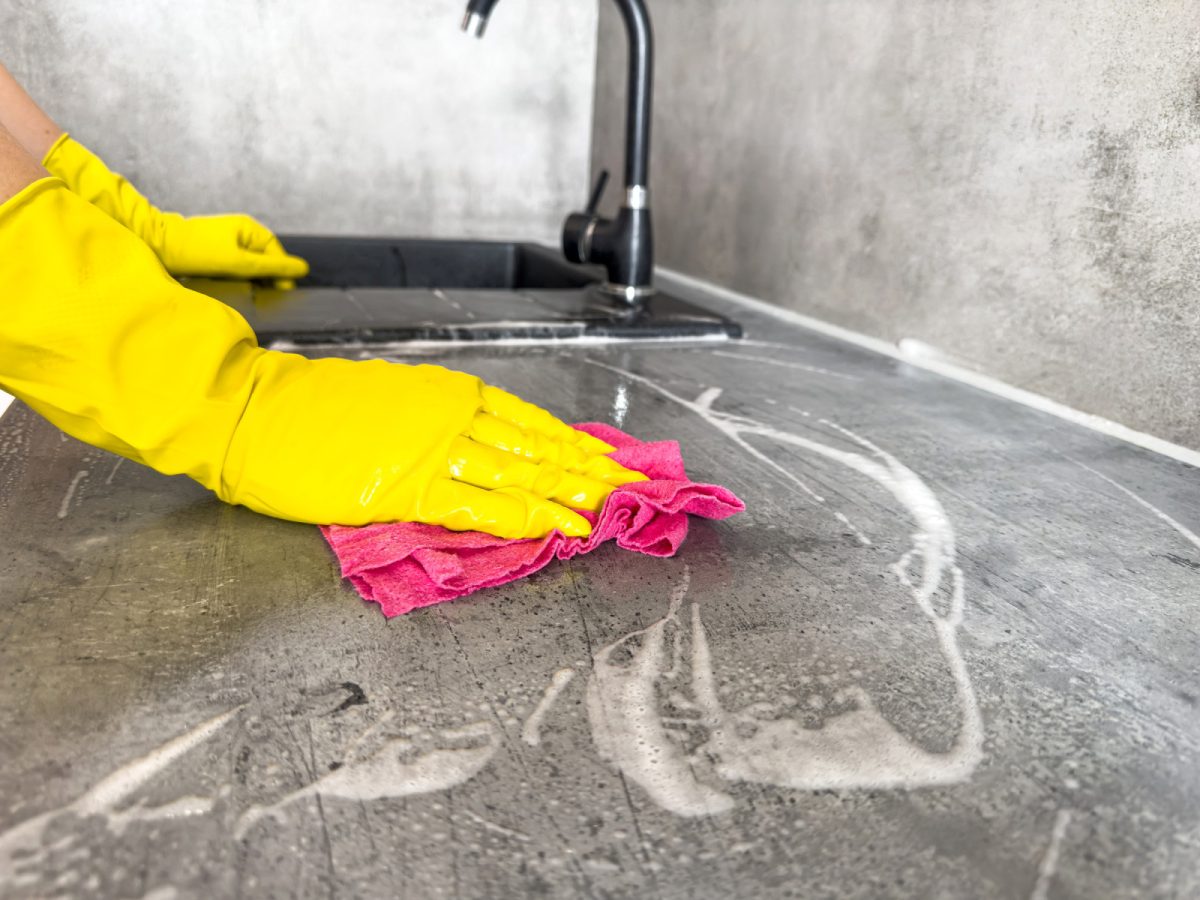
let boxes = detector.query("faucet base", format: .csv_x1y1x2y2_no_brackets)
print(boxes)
594,281,657,306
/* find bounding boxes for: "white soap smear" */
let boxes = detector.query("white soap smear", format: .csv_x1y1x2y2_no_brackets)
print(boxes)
0,707,242,892
587,570,736,817
235,721,499,839
582,360,984,814
1069,458,1200,552
56,469,88,519
522,668,576,747
1030,809,1073,900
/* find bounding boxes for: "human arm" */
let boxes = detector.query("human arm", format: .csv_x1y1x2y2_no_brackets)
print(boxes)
0,60,61,161
0,117,43,202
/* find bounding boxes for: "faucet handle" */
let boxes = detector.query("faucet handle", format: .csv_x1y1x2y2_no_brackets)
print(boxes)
563,170,611,264
586,169,610,215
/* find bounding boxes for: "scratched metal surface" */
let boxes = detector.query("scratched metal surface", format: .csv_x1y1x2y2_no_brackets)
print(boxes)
1,289,1198,900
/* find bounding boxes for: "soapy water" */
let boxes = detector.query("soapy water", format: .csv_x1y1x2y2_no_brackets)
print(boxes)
1069,458,1200,553
580,362,1197,816
587,571,737,816
1030,809,1073,900
707,349,859,381
235,721,499,839
522,668,576,747
582,360,984,814
56,469,88,519
7,356,1193,877
0,705,499,887
0,707,241,893
0,364,985,871
587,557,977,815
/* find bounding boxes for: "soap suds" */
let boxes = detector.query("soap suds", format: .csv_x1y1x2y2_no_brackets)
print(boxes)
1069,459,1200,551
835,511,873,546
586,570,736,817
235,721,499,839
432,288,478,320
522,668,576,746
708,349,858,381
588,361,864,536
57,469,88,519
267,332,730,355
461,809,531,842
582,361,983,811
341,709,396,761
1030,809,1072,900
0,707,241,891
611,382,631,428
657,266,1200,468
104,456,124,485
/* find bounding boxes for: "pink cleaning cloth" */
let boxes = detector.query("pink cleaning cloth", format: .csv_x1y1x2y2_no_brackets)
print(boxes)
320,423,745,617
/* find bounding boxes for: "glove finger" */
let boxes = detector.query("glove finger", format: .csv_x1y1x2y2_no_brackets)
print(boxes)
480,384,617,455
230,248,310,281
417,478,591,539
448,435,618,513
229,216,310,281
466,411,647,487
233,215,283,253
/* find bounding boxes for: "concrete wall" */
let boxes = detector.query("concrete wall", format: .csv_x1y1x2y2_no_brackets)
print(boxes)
0,0,598,244
593,1,1200,448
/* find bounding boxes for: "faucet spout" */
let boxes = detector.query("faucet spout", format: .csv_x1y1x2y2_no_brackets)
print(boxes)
461,0,499,38
612,0,653,192
462,0,656,303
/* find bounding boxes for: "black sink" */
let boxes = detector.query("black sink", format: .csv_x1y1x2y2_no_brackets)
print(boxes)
185,237,742,344
282,236,599,291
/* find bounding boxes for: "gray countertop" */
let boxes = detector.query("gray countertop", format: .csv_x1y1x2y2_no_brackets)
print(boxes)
1,284,1197,899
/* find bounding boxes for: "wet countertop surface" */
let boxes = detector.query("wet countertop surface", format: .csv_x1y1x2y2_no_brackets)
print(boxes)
1,281,1198,899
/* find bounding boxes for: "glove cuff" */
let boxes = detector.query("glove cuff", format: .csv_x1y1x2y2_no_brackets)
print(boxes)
0,176,67,226
40,134,167,254
40,131,72,169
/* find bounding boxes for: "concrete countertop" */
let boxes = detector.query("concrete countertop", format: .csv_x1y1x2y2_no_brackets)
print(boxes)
1,283,1197,898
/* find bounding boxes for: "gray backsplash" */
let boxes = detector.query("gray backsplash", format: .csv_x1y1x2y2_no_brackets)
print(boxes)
592,0,1200,449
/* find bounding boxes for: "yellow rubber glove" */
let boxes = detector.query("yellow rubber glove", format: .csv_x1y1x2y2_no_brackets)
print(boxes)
41,133,308,288
0,178,646,536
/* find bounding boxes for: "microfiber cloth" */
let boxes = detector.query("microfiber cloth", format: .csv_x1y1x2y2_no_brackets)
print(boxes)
320,423,745,617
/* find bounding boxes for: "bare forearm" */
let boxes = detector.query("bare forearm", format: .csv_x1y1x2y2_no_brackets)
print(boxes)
0,61,63,162
0,123,43,204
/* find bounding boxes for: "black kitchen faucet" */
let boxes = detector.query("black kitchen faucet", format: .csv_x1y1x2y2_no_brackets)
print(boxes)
462,0,655,305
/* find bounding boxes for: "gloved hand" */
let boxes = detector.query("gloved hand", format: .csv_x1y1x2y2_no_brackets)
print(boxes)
0,178,646,536
41,134,308,288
